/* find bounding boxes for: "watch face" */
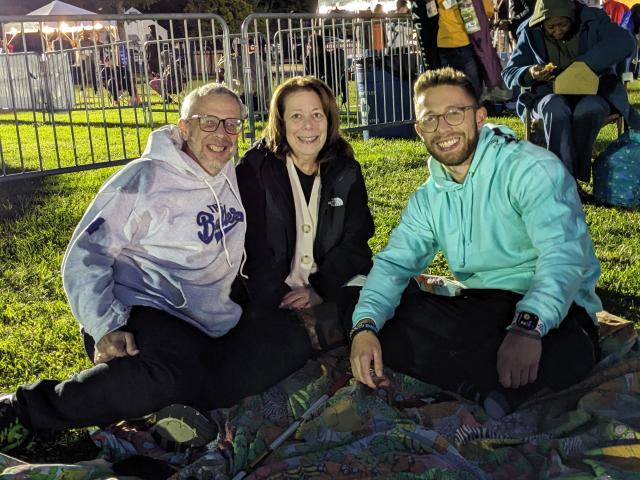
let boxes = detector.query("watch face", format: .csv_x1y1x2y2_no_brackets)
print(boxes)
516,312,539,330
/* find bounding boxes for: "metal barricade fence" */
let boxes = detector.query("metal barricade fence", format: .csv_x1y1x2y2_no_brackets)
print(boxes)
0,13,232,182
0,12,421,182
239,13,422,143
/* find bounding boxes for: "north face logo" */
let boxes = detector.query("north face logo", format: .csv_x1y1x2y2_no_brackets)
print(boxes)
196,204,244,245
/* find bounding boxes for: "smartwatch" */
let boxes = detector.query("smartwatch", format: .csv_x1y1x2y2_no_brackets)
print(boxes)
511,311,544,336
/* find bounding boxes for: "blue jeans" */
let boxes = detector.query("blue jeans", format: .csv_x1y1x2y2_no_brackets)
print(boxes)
439,45,483,99
532,94,611,182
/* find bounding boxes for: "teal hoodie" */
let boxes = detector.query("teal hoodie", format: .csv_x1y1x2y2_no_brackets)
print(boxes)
353,124,602,336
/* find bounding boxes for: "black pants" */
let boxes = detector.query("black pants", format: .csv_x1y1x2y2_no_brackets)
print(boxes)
379,289,599,405
15,306,313,431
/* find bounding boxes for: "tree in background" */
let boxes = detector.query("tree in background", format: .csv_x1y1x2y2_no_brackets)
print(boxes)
90,0,163,14
184,0,255,33
183,0,318,34
255,0,317,13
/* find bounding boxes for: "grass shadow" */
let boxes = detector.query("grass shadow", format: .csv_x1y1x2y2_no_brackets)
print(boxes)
11,430,99,464
597,287,640,323
0,172,50,222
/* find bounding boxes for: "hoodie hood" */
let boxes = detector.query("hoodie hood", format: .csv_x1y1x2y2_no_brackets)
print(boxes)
529,0,575,27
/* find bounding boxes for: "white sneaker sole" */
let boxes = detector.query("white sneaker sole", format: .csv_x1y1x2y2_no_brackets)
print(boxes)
149,404,218,451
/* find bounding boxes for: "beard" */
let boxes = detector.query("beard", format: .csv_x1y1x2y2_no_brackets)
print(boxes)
185,141,236,176
428,127,479,168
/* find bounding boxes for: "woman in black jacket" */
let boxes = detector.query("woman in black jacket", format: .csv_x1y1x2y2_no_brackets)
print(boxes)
236,76,374,346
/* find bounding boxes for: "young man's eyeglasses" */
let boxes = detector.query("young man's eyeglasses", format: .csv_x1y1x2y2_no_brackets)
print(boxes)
416,106,477,133
188,115,243,135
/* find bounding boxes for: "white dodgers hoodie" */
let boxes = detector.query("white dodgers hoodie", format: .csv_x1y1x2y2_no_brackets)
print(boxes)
62,125,246,343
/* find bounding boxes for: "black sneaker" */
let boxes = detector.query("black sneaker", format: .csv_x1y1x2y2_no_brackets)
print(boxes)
455,383,512,420
456,382,484,403
147,404,218,452
0,394,30,453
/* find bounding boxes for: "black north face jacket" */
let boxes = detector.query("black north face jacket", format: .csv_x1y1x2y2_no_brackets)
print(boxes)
235,140,375,309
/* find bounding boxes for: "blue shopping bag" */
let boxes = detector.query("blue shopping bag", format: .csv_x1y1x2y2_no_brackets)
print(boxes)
593,129,640,209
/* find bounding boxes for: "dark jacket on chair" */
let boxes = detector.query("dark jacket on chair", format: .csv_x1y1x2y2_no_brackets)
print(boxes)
236,140,375,309
502,0,640,129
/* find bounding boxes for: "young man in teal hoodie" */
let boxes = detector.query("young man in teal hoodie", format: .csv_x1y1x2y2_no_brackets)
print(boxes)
350,67,601,417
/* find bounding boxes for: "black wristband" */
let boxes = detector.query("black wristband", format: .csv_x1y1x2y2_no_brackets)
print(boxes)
349,319,379,342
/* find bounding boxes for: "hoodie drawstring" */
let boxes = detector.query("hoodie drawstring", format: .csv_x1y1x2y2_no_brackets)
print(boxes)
204,176,234,269
204,171,249,279
221,171,249,279
463,178,474,267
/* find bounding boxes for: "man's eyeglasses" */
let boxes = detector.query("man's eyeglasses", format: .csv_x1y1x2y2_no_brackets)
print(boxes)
416,106,477,133
188,115,243,135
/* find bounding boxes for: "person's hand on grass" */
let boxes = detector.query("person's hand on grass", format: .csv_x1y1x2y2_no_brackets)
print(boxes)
497,330,541,388
94,330,139,364
279,286,322,310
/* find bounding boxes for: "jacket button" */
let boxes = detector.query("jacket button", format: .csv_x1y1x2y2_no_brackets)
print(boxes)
302,224,311,233
301,255,312,264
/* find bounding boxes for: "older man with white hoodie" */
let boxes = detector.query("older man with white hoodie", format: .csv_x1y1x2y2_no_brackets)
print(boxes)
0,84,314,453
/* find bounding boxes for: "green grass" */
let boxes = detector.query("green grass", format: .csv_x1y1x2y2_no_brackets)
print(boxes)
0,84,639,461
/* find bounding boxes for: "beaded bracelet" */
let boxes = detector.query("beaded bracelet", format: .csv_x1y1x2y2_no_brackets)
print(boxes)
349,318,379,342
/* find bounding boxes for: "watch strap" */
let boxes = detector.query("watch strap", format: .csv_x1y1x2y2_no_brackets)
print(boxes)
510,311,544,336
350,318,379,342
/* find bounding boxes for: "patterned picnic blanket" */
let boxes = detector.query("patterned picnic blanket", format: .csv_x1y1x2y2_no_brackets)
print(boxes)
1,312,639,479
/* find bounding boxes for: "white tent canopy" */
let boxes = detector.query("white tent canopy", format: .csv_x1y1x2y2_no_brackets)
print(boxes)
29,0,96,15
4,1,115,37
124,7,168,43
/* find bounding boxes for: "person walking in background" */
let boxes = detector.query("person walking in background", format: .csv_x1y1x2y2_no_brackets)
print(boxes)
146,25,161,78
236,76,374,351
74,32,98,94
0,39,13,53
370,3,387,51
436,0,496,98
388,0,414,49
395,0,410,13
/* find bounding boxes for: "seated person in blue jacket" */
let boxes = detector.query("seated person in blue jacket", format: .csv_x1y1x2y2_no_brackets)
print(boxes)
350,67,601,418
502,0,640,188
236,76,375,350
0,84,314,453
